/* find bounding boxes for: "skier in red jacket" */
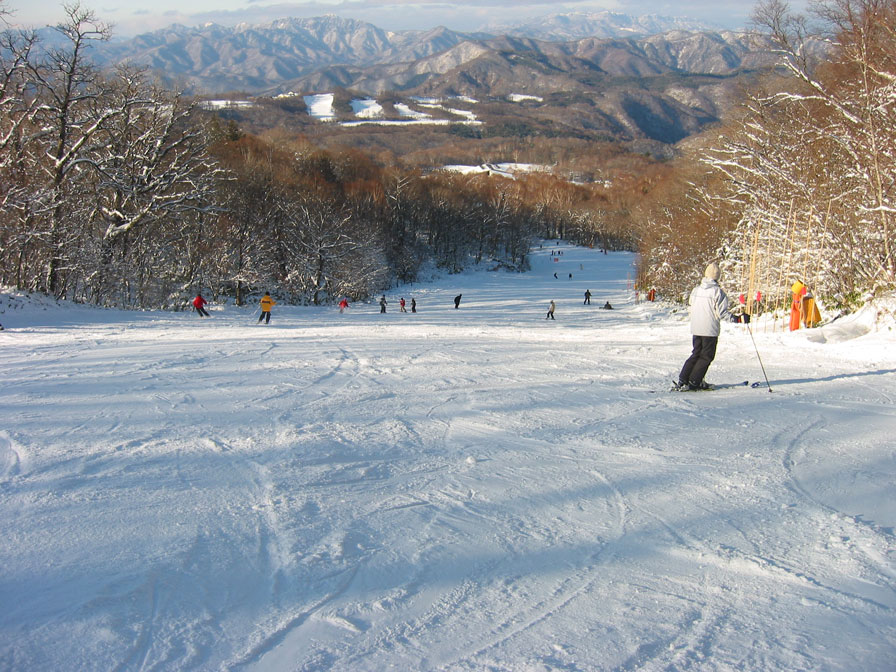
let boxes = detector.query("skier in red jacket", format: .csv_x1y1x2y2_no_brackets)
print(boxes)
192,293,210,317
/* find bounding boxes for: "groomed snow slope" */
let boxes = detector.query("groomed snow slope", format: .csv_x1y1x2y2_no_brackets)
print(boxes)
1,245,894,671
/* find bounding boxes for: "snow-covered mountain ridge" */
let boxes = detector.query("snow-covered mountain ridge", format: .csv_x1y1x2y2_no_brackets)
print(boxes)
487,10,719,41
88,12,770,96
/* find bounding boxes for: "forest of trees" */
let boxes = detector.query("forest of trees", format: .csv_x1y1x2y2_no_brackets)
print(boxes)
2,0,895,314
635,0,896,315
0,3,632,309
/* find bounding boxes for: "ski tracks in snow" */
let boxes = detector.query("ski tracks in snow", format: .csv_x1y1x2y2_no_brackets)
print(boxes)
4,249,896,670
0,431,22,481
778,413,896,614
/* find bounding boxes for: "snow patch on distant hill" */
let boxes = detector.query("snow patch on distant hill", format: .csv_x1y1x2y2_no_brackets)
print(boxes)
439,163,551,179
304,93,336,121
394,102,431,120
199,99,255,110
350,98,384,118
508,93,544,103
318,95,482,127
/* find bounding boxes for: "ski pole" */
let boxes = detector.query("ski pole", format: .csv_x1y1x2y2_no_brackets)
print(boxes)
747,325,773,392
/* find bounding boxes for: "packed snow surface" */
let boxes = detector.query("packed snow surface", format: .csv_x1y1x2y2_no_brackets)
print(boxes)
1,245,895,671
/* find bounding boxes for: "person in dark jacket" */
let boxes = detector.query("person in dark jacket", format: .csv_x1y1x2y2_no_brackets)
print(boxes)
676,263,731,390
454,294,462,309
380,295,387,313
584,289,591,305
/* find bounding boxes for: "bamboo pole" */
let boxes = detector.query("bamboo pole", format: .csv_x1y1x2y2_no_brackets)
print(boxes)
773,199,795,331
762,213,775,332
802,205,814,286
741,219,751,296
813,199,832,302
747,218,761,318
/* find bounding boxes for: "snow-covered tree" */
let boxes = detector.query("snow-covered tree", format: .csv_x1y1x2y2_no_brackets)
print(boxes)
84,68,224,306
694,0,896,312
278,196,387,305
22,3,116,296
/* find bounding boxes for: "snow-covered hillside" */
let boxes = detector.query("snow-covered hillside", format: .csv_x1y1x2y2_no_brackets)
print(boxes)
1,245,894,670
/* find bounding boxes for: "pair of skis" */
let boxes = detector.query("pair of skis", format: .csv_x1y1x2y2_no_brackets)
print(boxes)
670,380,766,392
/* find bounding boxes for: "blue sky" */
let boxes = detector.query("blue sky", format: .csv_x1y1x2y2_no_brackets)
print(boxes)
6,0,809,36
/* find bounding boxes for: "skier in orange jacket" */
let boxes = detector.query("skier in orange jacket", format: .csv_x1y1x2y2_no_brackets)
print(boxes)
258,292,276,324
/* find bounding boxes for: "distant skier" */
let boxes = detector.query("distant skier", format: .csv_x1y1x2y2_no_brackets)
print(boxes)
411,298,417,313
676,262,731,391
454,294,462,309
258,292,276,324
192,293,210,317
380,295,387,313
584,289,591,305
400,297,407,312
546,300,555,320
339,298,349,313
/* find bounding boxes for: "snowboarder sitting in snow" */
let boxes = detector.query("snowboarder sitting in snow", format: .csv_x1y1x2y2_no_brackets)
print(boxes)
602,301,613,310
258,292,276,324
676,262,731,391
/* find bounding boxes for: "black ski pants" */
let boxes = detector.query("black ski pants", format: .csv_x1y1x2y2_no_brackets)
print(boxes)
679,335,718,385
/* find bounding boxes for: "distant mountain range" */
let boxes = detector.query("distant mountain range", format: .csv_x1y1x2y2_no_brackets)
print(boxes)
486,11,722,41
77,12,783,144
89,12,765,96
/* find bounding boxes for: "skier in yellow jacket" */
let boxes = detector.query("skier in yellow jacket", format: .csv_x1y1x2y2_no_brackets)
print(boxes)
258,292,276,324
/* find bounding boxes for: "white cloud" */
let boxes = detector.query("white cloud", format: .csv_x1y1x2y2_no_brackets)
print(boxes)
9,0,814,36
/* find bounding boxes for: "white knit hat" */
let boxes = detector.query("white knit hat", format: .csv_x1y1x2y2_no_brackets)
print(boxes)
704,262,721,281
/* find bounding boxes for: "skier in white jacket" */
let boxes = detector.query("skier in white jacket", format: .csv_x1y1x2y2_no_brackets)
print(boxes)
676,262,731,390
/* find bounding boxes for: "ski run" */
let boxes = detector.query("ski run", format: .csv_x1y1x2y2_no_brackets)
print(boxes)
1,243,894,671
